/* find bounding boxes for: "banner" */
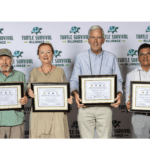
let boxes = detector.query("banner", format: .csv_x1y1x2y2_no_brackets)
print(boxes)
1,22,149,138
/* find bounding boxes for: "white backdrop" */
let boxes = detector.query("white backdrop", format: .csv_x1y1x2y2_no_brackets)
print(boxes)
1,22,149,138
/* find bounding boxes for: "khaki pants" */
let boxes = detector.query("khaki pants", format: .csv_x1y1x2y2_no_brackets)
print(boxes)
78,106,112,138
0,122,24,138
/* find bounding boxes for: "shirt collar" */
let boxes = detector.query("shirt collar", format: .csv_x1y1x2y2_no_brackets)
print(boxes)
137,66,150,72
89,48,103,56
0,69,15,77
137,66,143,71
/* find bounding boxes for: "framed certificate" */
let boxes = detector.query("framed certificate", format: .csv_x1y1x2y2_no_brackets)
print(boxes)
130,81,150,112
79,75,117,105
0,82,24,110
31,82,70,112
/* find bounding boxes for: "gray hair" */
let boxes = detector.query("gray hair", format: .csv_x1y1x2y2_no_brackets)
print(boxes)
88,25,105,38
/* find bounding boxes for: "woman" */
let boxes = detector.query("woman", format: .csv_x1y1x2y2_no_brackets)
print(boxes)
27,43,73,138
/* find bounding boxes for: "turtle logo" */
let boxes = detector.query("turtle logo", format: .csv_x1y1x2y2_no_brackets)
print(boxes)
127,49,138,57
146,26,150,32
108,26,119,34
13,51,23,58
71,121,78,129
54,50,62,58
70,26,80,34
112,120,121,128
31,27,42,35
0,28,3,34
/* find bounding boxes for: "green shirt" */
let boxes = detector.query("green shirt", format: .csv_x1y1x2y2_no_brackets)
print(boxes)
0,70,27,126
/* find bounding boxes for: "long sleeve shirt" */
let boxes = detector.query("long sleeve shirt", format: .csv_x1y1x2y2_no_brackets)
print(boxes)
70,49,123,94
125,66,150,104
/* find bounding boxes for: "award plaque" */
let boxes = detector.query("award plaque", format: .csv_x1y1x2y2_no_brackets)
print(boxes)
31,82,70,112
79,75,117,105
0,82,24,110
130,81,150,112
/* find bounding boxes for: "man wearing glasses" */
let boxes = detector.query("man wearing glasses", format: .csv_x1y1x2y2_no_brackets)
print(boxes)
126,43,150,138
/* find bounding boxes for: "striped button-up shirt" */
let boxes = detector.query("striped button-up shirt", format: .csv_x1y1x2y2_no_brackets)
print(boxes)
70,49,123,94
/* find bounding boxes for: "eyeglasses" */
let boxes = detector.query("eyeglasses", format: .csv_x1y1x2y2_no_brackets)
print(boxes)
139,53,150,57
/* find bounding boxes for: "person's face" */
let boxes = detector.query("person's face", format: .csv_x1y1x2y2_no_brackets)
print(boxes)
0,56,11,72
88,29,105,52
138,47,150,67
38,45,53,64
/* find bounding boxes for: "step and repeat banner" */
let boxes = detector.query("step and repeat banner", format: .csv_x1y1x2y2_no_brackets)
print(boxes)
0,22,149,138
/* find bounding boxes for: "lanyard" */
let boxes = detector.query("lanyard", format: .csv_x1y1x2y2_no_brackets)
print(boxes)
89,50,103,75
139,70,141,81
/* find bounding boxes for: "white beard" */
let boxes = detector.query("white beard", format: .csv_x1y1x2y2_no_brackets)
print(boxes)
0,66,10,72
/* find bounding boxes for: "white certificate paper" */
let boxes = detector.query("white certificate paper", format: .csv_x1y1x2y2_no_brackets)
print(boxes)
86,80,110,100
80,76,115,104
38,88,64,107
0,88,17,106
136,87,150,106
33,84,69,111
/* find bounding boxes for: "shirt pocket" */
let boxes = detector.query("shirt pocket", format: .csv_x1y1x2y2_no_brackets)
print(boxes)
103,66,113,74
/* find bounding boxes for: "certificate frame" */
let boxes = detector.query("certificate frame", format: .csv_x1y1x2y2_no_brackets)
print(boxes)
0,82,24,111
79,75,117,105
130,81,150,112
31,82,70,112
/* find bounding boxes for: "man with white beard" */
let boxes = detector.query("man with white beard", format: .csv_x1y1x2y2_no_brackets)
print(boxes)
0,48,28,138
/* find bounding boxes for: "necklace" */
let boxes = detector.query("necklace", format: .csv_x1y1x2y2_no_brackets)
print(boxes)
41,65,53,75
89,50,103,75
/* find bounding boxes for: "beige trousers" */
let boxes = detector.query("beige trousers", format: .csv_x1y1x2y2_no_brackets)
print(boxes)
78,106,112,138
0,122,24,138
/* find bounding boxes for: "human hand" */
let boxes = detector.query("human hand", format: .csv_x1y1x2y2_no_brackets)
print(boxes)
28,89,34,98
19,96,28,105
74,92,86,108
67,95,73,104
111,93,122,108
126,96,131,111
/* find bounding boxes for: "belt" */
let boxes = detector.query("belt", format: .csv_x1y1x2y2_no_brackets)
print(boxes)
84,104,111,107
134,112,150,116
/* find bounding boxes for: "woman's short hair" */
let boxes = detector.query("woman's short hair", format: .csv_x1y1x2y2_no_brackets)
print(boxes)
37,43,54,55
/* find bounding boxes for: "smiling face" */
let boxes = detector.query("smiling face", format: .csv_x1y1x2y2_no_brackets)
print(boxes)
88,29,105,54
0,56,11,72
38,45,53,64
138,47,150,67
